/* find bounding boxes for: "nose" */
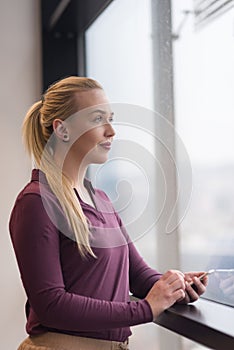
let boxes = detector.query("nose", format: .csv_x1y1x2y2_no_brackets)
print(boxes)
104,121,115,138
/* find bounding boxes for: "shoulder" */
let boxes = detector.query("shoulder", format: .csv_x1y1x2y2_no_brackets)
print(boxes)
10,182,51,224
10,177,60,228
11,182,42,214
13,174,57,206
9,179,67,245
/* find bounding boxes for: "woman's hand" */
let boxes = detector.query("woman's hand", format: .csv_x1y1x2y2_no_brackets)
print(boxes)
178,272,208,304
145,270,186,321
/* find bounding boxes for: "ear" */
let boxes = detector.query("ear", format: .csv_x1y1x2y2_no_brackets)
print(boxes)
53,119,69,142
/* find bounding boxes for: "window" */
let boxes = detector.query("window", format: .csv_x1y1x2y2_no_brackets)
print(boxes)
172,0,234,307
85,0,234,348
85,0,157,266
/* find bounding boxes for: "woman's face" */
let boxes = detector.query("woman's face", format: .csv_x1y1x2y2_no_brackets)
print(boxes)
67,89,115,166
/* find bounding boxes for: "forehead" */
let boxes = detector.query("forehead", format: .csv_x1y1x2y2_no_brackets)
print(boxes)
74,89,110,112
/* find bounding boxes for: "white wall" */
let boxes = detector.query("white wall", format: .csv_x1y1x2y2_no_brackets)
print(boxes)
0,0,42,348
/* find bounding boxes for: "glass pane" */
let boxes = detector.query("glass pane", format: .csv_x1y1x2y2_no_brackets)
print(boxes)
172,0,234,307
85,0,156,266
85,0,154,110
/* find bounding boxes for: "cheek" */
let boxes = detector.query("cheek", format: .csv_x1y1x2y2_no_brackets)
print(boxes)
82,128,102,148
71,129,101,154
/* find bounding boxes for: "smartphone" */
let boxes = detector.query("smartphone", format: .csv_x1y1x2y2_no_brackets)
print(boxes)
189,270,214,291
189,269,234,291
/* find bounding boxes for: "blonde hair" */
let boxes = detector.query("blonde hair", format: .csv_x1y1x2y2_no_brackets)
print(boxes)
22,76,103,257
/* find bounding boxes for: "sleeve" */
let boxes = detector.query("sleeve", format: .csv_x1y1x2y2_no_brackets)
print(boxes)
9,193,153,332
114,212,162,299
128,242,162,298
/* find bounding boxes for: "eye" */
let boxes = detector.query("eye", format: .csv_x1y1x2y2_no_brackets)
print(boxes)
93,115,103,123
109,116,114,123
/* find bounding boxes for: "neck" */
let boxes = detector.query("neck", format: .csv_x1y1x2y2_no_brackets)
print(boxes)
53,148,88,190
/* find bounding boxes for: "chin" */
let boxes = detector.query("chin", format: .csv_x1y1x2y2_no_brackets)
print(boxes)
85,154,109,165
85,149,110,165
93,157,109,164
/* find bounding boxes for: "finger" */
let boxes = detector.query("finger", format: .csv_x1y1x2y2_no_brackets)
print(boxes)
190,276,206,296
171,278,186,291
185,281,199,302
176,289,194,304
196,271,208,278
184,275,193,284
163,270,185,285
187,274,208,287
174,288,186,302
163,270,185,279
185,271,207,280
201,275,209,287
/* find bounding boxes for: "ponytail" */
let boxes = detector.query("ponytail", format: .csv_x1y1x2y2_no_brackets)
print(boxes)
22,100,46,166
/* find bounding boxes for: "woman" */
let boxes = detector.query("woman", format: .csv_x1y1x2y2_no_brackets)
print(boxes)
9,76,208,350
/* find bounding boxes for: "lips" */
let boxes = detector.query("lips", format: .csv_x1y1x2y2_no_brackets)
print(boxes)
99,141,112,150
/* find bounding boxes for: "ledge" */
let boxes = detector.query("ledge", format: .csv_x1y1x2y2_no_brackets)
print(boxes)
154,298,234,349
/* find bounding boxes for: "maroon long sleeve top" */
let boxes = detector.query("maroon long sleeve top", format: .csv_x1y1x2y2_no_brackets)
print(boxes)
9,169,161,342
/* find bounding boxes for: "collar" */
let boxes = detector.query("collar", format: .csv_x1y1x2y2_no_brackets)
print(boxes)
84,177,95,194
31,169,95,193
31,168,48,184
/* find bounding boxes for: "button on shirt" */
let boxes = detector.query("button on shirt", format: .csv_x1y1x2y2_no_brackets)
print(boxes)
9,169,162,342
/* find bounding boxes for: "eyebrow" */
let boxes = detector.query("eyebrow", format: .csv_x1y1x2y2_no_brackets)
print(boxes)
88,109,114,116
